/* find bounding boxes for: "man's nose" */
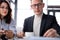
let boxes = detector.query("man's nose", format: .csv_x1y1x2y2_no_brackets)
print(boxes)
35,6,39,9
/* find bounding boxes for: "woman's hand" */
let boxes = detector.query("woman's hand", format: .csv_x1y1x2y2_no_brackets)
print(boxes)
5,30,14,39
0,30,5,37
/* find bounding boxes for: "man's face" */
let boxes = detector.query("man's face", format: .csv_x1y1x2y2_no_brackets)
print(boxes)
31,0,44,15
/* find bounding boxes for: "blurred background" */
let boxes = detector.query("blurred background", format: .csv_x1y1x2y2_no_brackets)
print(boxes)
7,0,60,32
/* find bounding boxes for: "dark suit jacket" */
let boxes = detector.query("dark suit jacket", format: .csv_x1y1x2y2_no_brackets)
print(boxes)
23,14,60,36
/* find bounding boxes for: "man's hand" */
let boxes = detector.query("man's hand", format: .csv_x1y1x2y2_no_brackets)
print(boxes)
5,30,14,39
17,32,25,38
43,28,59,37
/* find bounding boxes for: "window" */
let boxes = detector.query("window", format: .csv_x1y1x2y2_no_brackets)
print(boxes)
10,0,60,28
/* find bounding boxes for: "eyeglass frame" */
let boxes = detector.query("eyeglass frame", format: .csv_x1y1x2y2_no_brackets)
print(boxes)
31,3,44,8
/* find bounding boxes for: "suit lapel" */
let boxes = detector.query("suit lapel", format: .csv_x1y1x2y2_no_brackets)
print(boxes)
40,14,46,36
30,16,34,32
31,14,46,36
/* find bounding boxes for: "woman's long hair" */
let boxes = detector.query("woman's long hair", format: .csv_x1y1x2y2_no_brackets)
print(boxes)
0,0,12,24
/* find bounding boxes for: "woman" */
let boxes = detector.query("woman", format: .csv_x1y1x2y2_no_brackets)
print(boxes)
0,0,17,39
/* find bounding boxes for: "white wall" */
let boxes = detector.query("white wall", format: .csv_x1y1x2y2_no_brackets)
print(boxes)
48,0,60,5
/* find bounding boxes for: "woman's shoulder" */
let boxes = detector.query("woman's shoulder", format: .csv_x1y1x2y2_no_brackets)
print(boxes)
10,19,16,25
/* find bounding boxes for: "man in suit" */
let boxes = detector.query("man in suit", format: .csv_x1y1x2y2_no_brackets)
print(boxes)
17,0,60,38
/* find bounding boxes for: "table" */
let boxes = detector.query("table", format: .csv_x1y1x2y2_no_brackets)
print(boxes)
14,36,60,40
0,37,60,40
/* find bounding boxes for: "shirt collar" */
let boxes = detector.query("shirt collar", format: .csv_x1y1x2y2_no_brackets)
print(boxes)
35,13,43,18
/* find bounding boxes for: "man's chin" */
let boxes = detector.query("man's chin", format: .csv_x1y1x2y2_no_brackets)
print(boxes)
35,13,41,15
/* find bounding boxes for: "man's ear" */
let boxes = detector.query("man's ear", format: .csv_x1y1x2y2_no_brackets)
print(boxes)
31,5,32,9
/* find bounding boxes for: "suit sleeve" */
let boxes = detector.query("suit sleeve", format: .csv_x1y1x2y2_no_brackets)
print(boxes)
52,16,60,35
23,19,28,32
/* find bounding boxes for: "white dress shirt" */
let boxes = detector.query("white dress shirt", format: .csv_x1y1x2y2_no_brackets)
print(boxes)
33,14,43,36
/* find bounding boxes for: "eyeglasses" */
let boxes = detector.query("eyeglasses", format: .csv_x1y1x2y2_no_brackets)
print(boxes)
0,6,8,10
31,3,43,8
